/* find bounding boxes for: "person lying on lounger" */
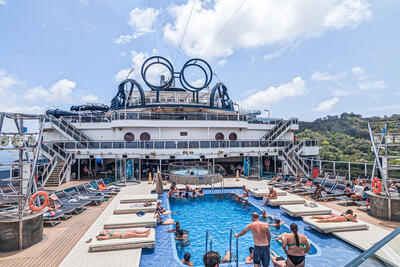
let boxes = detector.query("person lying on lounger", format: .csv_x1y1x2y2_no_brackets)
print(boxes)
262,187,278,205
154,212,175,225
270,250,287,267
96,228,150,240
311,209,357,223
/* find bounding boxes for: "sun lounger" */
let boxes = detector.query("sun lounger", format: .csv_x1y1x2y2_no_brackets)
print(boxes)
88,228,156,252
280,203,332,217
355,200,370,212
65,188,103,206
104,213,156,229
267,194,306,206
114,203,157,214
249,188,286,198
90,181,118,195
55,191,89,214
120,194,158,204
303,216,369,233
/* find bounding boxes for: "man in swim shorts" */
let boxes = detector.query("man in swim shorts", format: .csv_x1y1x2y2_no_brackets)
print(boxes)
235,212,271,267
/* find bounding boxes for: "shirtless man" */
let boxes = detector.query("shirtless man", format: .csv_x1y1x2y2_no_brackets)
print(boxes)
233,185,249,201
262,187,278,206
235,212,271,267
96,228,150,240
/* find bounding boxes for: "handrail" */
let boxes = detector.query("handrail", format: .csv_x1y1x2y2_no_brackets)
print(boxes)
51,143,68,160
49,116,91,142
58,153,73,186
229,229,239,267
205,230,212,253
40,142,57,158
279,150,297,175
345,227,400,266
40,154,57,185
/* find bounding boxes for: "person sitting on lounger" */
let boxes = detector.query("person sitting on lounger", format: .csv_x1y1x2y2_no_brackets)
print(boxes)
313,183,325,201
311,209,357,223
47,194,61,211
245,247,254,264
270,250,287,267
305,178,313,187
344,183,354,198
269,217,284,230
351,184,364,201
182,252,194,266
154,212,175,225
96,228,150,240
262,187,278,205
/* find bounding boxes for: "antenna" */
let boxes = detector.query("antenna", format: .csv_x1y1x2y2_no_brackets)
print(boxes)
126,67,135,79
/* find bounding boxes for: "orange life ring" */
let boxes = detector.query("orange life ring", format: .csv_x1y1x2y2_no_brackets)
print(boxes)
29,191,49,212
372,178,382,194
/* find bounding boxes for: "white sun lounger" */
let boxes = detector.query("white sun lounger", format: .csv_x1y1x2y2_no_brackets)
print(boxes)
114,203,157,214
249,188,286,198
89,228,156,252
104,213,156,229
268,194,306,206
280,203,332,217
303,216,369,233
120,194,158,204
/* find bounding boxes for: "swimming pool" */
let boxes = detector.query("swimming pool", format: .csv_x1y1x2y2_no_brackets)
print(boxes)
140,188,384,267
171,168,209,176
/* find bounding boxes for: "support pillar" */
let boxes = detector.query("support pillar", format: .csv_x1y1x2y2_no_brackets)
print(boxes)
78,158,81,180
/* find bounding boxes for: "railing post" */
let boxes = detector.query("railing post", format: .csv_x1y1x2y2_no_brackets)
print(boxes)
205,230,208,254
236,234,239,267
229,230,232,263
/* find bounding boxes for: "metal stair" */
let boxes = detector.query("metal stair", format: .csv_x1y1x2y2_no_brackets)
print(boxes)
44,160,65,186
47,116,92,142
279,141,311,177
261,118,297,141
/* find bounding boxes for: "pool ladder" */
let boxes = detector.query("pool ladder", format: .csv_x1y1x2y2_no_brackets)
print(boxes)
205,229,239,267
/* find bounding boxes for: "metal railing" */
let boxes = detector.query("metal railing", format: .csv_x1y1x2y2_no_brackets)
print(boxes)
293,153,311,176
345,227,400,266
205,230,213,254
58,153,74,186
47,116,91,141
40,142,57,159
229,229,239,267
51,143,68,160
261,118,298,141
39,154,57,185
58,139,295,151
279,150,297,175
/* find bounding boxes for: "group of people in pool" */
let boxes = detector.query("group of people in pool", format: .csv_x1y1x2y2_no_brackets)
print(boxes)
168,182,204,198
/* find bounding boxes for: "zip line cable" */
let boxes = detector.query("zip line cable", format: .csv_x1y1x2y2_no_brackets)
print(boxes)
148,0,158,53
201,0,247,58
173,0,196,65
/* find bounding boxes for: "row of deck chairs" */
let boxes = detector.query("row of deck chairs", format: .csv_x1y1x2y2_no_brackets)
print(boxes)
271,173,370,211
43,179,120,226
0,182,20,204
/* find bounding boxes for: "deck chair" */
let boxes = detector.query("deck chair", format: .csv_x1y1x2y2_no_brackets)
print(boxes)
0,183,19,203
74,185,104,205
355,200,370,212
96,179,121,192
85,182,114,197
67,187,103,206
55,191,89,214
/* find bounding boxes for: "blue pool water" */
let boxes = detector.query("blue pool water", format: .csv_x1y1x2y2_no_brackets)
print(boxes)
140,188,383,267
171,168,209,176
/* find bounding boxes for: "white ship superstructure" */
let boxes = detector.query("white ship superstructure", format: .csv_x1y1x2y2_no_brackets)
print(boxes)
41,56,319,186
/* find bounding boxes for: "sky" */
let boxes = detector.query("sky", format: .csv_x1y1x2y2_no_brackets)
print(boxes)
0,0,400,121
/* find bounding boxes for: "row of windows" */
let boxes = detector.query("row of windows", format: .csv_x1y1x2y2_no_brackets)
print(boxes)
123,132,238,141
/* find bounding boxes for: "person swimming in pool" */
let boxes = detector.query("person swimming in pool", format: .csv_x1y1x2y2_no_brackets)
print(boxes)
311,209,357,223
245,247,254,263
197,188,204,197
168,183,178,198
181,252,194,266
96,228,150,240
262,187,278,205
269,217,284,230
185,184,195,192
282,223,310,267
270,250,286,267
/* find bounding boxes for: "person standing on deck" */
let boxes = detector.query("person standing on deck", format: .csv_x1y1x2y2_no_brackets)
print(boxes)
235,212,271,267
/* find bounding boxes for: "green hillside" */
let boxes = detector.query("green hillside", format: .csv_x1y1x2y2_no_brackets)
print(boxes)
297,113,400,163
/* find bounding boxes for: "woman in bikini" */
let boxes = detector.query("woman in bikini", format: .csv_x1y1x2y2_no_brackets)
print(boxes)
96,229,150,240
154,211,175,225
156,201,171,215
311,209,357,223
282,223,310,267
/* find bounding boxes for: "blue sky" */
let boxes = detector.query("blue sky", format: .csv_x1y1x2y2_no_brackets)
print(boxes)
0,0,399,121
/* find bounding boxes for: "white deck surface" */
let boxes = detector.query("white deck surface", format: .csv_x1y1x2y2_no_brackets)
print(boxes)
61,178,397,267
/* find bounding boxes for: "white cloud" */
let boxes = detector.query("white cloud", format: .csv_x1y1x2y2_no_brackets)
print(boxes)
351,66,365,77
332,89,350,96
164,0,371,59
120,51,127,57
115,51,149,82
358,80,385,90
217,59,227,66
239,77,306,109
114,8,160,44
311,71,346,81
25,79,76,102
0,69,19,89
313,96,339,112
82,93,98,102
0,0,6,6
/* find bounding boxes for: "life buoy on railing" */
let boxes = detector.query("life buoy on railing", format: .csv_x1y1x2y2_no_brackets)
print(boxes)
372,178,382,195
29,191,49,212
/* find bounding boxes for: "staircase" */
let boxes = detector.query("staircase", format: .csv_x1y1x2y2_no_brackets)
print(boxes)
261,118,297,141
47,116,92,142
45,160,65,186
279,141,311,177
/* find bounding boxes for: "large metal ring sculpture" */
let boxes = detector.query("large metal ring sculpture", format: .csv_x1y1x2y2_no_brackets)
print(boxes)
141,56,174,91
179,58,213,92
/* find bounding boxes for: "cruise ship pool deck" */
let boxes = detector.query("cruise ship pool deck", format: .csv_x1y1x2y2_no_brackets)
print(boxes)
4,178,398,267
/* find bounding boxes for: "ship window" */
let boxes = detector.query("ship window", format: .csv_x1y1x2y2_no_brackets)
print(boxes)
215,132,224,140
229,133,237,141
124,132,135,142
180,131,188,136
140,132,151,141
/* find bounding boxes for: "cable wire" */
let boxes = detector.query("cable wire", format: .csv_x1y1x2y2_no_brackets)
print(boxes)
173,0,196,65
202,0,247,58
148,0,158,53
